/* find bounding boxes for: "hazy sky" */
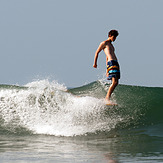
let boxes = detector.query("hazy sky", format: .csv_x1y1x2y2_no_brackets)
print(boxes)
0,0,163,87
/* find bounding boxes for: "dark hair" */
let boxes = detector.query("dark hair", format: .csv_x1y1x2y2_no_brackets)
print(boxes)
108,30,119,37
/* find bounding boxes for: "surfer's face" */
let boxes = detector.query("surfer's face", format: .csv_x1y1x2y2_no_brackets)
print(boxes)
110,35,117,42
112,36,117,42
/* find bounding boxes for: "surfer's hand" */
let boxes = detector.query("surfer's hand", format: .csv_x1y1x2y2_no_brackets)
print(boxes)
93,64,97,68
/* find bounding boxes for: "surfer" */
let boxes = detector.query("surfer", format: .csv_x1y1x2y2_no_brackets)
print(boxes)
93,30,120,105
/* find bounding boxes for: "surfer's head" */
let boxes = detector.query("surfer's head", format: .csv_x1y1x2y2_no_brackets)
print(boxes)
108,30,119,42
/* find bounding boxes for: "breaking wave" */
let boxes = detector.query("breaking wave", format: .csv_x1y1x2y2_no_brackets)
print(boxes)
0,80,162,137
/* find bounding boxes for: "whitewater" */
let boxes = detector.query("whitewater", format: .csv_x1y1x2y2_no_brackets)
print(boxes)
0,79,163,163
0,80,123,136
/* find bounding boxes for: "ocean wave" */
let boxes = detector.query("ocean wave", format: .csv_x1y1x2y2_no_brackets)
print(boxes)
0,79,162,137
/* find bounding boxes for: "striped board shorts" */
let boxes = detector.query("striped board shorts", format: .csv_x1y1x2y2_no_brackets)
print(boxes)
107,60,120,80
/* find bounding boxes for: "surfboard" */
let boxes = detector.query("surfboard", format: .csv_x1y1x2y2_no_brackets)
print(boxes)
106,103,118,106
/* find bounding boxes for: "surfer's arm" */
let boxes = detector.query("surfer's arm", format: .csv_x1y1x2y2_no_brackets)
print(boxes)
93,42,105,68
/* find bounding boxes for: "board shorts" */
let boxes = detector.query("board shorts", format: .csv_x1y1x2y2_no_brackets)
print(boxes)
107,60,120,80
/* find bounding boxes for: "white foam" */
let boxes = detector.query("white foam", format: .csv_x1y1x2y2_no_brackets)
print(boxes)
0,80,122,136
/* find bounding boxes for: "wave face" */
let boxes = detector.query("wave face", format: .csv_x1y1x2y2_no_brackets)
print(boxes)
0,80,162,137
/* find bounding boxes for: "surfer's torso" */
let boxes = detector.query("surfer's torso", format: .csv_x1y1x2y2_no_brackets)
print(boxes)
103,40,118,62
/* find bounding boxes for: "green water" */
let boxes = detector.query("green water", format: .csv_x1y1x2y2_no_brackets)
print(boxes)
0,80,162,162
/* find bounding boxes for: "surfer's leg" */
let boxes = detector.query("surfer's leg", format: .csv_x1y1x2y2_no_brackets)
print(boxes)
105,77,118,103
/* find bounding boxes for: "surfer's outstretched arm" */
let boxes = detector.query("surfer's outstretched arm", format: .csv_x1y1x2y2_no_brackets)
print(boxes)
93,42,105,68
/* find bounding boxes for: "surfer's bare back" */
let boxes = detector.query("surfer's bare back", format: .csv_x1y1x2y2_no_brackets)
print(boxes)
93,30,120,104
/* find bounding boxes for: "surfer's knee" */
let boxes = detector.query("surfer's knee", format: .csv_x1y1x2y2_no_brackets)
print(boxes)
112,78,119,87
115,79,119,86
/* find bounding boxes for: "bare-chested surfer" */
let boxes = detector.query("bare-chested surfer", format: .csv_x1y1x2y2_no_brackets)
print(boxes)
93,30,120,105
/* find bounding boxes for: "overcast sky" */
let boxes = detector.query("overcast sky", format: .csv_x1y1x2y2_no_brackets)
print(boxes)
0,0,163,87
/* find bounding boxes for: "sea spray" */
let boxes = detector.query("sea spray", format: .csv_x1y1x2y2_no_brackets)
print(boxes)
0,80,123,136
1,80,161,136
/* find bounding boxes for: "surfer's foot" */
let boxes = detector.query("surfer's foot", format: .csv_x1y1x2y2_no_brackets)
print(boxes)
105,98,117,106
105,98,111,104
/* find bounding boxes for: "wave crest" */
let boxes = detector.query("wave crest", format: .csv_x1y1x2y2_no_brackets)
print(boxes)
0,80,162,136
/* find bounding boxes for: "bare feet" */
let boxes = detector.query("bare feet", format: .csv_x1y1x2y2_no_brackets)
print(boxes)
105,98,111,104
105,99,117,106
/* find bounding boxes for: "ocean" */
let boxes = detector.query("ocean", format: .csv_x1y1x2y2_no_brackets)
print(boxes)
0,79,162,163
